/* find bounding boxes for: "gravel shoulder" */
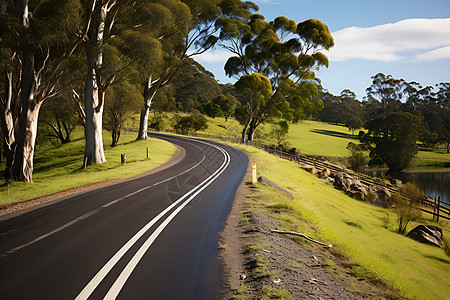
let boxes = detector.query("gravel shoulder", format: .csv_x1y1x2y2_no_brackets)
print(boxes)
220,166,402,299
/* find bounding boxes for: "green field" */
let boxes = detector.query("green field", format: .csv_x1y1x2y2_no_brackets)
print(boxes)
0,128,176,206
234,143,450,300
200,116,449,168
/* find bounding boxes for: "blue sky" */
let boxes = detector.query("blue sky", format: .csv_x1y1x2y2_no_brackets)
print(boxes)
195,0,450,100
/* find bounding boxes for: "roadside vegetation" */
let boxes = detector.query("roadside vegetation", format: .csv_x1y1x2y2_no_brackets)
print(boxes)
232,143,449,300
0,128,176,206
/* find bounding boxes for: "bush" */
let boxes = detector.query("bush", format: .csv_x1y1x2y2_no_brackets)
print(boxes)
173,111,208,135
392,182,424,234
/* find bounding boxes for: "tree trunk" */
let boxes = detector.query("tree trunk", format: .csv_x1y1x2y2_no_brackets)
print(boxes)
10,101,41,182
137,104,150,140
84,69,106,166
247,119,256,142
1,69,16,180
137,77,158,140
241,116,252,143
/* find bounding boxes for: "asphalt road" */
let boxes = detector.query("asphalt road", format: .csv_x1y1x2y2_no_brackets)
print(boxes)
0,134,248,300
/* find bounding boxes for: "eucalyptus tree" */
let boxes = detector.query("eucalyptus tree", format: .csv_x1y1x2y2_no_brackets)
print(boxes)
80,0,134,166
365,73,408,117
0,0,86,182
217,7,334,141
134,0,224,140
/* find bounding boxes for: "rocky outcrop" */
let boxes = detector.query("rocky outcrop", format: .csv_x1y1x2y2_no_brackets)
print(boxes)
328,172,392,207
407,225,444,248
368,185,391,208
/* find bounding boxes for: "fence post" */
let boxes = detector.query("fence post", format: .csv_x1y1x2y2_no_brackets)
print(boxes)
146,147,149,159
437,196,441,222
280,147,282,158
252,163,257,183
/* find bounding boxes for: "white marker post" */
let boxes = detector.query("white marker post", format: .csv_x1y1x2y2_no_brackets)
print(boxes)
252,163,257,183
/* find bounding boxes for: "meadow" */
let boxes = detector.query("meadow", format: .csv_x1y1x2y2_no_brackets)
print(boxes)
200,116,449,168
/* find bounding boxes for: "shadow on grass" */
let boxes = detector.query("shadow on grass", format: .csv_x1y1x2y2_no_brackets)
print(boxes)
423,254,449,264
310,129,359,140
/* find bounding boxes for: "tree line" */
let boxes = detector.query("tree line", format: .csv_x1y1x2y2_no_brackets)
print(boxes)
317,73,450,173
0,0,334,182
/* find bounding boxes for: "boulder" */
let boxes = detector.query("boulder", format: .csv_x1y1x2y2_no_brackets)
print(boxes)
407,225,444,248
368,185,392,207
321,168,331,178
331,172,353,192
302,164,317,175
349,181,368,200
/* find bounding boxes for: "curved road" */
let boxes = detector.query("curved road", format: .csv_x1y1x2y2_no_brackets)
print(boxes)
0,134,248,299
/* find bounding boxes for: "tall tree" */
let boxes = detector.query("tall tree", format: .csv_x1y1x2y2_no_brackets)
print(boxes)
234,73,272,142
0,0,85,181
135,0,222,140
218,8,334,141
365,73,406,117
81,0,133,166
363,112,423,173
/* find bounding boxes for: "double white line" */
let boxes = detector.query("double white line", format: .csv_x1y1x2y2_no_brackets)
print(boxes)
76,140,230,300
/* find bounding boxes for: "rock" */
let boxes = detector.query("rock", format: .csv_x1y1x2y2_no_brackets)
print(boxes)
349,181,368,200
390,178,403,188
407,225,444,248
302,164,317,175
321,168,331,177
368,185,392,207
321,177,335,184
331,172,352,192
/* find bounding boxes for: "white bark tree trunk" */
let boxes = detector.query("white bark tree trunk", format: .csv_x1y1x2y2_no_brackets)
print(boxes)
83,2,109,165
137,77,159,140
11,101,41,182
83,62,106,166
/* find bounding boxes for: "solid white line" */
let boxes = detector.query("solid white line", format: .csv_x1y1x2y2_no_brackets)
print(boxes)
104,145,230,299
75,142,230,300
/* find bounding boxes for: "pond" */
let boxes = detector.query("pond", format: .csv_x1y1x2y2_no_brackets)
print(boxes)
365,170,450,205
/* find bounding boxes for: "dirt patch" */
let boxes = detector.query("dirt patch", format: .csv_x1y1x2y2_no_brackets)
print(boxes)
220,168,403,299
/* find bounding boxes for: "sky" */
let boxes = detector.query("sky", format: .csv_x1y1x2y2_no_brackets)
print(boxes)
194,0,450,100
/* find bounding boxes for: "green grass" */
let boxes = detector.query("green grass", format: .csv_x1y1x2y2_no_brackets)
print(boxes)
232,143,450,300
197,116,449,168
0,128,176,206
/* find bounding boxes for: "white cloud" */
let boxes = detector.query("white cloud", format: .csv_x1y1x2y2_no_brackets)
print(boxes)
191,50,234,63
414,46,450,61
327,18,450,62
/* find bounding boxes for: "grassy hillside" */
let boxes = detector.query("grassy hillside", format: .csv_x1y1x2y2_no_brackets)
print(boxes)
0,128,176,206
200,116,449,168
234,143,450,300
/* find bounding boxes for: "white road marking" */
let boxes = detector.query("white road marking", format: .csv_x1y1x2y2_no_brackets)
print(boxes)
1,140,205,258
75,141,230,300
0,210,99,257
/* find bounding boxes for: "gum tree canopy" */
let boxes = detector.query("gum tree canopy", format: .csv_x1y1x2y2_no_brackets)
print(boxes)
217,6,334,141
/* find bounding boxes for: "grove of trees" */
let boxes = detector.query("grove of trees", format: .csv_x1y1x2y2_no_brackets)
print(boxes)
317,73,450,173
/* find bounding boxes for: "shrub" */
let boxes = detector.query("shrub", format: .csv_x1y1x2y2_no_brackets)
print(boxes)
173,111,208,135
392,182,424,234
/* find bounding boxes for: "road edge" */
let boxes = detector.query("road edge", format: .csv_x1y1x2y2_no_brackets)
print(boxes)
0,144,186,221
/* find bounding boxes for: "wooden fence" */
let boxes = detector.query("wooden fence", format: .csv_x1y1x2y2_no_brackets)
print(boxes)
146,129,449,222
